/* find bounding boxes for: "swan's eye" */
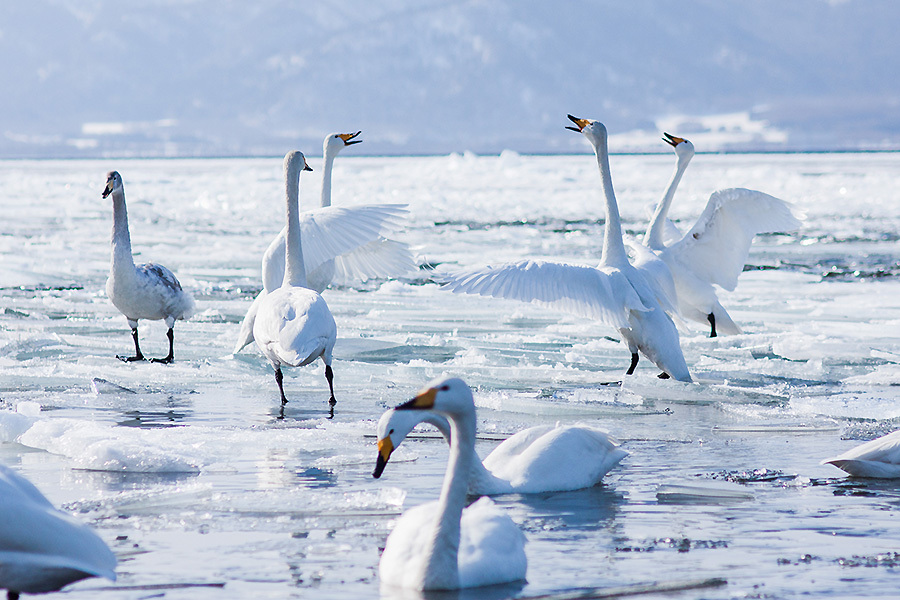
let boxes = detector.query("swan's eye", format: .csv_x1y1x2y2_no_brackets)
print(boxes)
388,428,394,435
439,385,450,391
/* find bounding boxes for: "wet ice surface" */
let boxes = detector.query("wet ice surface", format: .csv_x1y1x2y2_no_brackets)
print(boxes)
1,152,899,599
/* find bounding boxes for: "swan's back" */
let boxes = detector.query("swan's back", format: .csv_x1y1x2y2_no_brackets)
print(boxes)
482,425,627,493
822,430,900,478
253,287,336,367
0,465,116,594
380,497,526,590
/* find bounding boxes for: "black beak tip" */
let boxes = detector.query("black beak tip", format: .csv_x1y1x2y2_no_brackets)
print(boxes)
303,165,313,172
395,398,418,411
565,126,581,132
373,454,387,478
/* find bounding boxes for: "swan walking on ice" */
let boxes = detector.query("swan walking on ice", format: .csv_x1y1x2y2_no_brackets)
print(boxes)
441,116,691,381
234,131,414,354
375,402,627,495
645,133,802,337
0,463,116,599
103,171,194,363
252,151,337,418
822,430,900,478
374,377,527,591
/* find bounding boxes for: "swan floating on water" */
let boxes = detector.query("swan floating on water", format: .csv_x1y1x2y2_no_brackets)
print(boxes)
440,116,691,381
375,407,627,495
234,132,414,354
375,377,527,590
644,133,802,337
0,463,116,599
252,151,337,417
103,171,195,363
822,430,900,478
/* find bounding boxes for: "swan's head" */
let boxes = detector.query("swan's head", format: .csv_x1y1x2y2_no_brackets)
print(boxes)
102,171,123,199
324,131,362,155
284,150,314,175
566,114,607,147
372,408,452,479
662,132,695,162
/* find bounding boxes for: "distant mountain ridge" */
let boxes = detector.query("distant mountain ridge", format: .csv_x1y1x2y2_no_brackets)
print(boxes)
2,0,898,157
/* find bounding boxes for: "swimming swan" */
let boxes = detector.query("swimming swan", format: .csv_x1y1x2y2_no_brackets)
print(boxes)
644,133,802,337
103,171,195,363
234,132,414,354
0,463,116,599
375,377,527,590
822,430,900,478
252,151,337,417
440,116,691,381
374,404,627,495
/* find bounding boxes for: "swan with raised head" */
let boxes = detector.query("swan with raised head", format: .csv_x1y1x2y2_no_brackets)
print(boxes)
441,116,691,381
0,463,116,599
822,430,900,478
234,131,415,354
252,151,337,417
374,404,627,495
644,133,802,337
374,377,527,591
103,171,195,363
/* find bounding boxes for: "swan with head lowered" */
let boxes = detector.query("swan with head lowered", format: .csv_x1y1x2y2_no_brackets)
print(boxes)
234,131,415,354
103,171,195,363
374,377,527,591
822,430,900,478
644,133,802,337
440,116,691,381
374,399,627,495
0,463,117,600
252,151,337,418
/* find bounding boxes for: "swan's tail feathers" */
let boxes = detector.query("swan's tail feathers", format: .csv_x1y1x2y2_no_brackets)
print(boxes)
234,291,264,354
331,238,417,285
273,337,328,368
438,260,649,330
711,302,741,336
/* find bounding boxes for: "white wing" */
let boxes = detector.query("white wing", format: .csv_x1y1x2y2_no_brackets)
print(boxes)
666,188,801,291
331,238,417,285
625,240,679,316
261,204,409,292
440,260,650,330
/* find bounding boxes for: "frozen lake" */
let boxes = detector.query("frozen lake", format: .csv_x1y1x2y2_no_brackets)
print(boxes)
1,151,900,599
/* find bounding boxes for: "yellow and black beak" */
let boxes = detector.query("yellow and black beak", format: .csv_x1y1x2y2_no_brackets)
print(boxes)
566,114,591,133
395,387,437,411
373,436,394,478
338,131,362,146
303,163,313,172
662,132,685,148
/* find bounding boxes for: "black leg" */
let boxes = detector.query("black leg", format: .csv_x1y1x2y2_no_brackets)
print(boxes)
151,328,175,364
9,590,21,600
626,352,639,375
325,364,336,419
707,312,717,338
275,365,288,405
117,327,145,362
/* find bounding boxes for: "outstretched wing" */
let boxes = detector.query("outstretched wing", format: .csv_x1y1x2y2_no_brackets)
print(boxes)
331,238,417,285
666,188,801,291
439,260,649,330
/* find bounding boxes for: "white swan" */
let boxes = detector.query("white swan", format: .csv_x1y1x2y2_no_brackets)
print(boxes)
252,151,337,417
374,408,627,495
0,463,116,599
375,377,527,591
234,132,415,354
644,133,802,337
103,171,195,363
822,430,900,478
441,116,691,381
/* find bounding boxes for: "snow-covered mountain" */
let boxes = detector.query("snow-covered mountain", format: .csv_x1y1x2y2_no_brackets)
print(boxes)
3,0,898,157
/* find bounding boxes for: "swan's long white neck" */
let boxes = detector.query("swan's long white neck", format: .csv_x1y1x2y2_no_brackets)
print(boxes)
109,188,135,273
591,134,628,267
644,152,691,250
421,415,507,493
283,158,308,288
320,146,338,208
422,407,477,589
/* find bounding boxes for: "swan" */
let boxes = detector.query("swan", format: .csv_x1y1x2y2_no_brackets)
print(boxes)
375,377,527,591
440,116,691,381
644,133,802,337
822,430,900,478
234,131,415,354
374,404,627,495
252,151,337,417
0,463,116,599
103,171,195,363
